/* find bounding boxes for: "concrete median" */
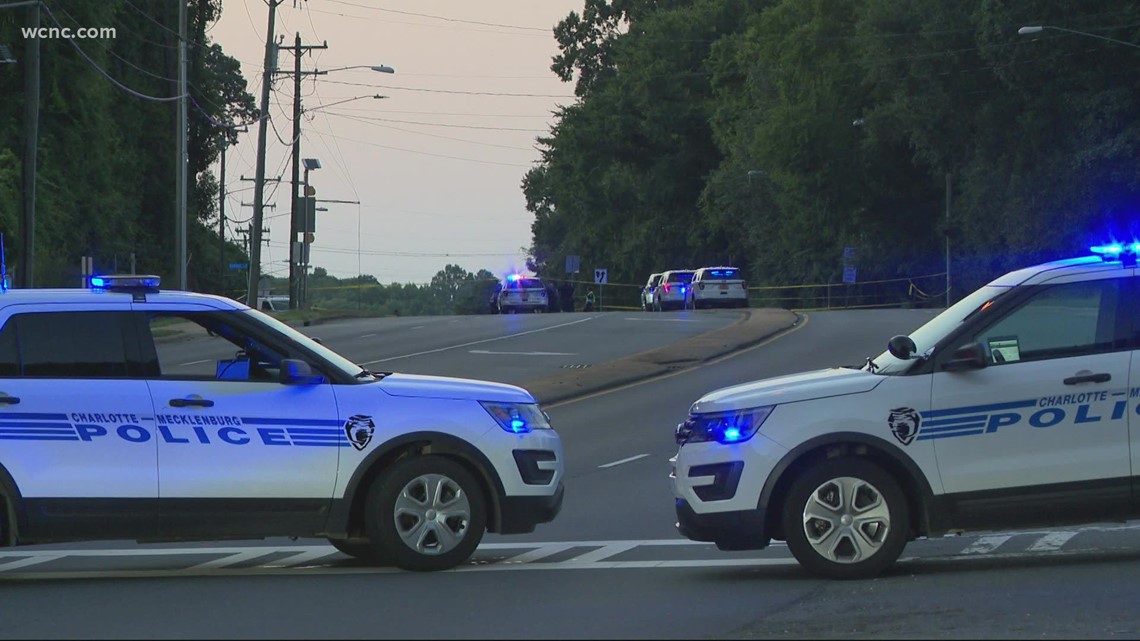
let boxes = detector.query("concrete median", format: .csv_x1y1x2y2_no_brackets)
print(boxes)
524,308,801,405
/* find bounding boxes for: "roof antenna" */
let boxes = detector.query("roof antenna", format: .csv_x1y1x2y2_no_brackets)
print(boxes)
0,233,8,291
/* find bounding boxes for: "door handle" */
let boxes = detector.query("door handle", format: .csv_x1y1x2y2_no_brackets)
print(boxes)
169,398,215,408
1063,373,1111,385
0,396,20,405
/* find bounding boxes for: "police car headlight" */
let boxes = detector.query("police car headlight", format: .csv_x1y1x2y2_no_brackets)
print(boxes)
675,406,774,445
481,402,552,434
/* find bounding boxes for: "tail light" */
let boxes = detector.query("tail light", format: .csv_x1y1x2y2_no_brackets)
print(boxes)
663,283,671,293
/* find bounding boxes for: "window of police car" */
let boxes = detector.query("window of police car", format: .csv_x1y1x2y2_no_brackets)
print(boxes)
0,311,137,378
971,279,1125,365
145,312,291,382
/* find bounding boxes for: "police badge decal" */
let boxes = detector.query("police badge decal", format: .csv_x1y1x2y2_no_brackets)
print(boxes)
345,415,376,451
887,407,921,445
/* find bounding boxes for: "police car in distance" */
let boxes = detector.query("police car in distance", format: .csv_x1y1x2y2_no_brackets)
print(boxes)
673,245,1140,579
688,266,748,309
641,273,663,311
493,274,548,314
652,270,694,311
0,275,564,572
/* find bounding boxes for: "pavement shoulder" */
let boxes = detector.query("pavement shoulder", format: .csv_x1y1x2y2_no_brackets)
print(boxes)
524,308,801,405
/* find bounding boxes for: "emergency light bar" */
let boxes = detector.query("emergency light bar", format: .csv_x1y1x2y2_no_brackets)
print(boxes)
89,274,162,292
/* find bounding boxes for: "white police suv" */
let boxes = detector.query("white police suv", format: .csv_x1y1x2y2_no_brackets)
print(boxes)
673,246,1140,578
0,275,563,572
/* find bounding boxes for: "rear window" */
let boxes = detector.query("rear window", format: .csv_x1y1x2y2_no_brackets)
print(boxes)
667,272,694,283
506,278,544,290
702,269,740,280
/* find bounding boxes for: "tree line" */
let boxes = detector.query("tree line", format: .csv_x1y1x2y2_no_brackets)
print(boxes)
524,0,1140,306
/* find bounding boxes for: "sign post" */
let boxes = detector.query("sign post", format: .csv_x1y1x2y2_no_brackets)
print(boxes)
594,268,608,311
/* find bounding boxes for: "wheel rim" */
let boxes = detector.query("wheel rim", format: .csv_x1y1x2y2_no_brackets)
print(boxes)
392,473,472,556
802,476,891,564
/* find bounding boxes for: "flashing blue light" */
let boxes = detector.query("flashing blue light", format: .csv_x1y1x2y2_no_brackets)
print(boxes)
89,274,162,292
507,274,520,282
721,427,743,442
510,418,527,433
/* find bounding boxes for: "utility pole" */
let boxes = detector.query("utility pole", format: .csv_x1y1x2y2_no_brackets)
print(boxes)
20,0,39,287
281,33,327,310
246,0,282,307
945,172,952,309
176,0,188,290
218,133,227,296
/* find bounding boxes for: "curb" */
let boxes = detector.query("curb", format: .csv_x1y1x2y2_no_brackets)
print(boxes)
523,308,801,406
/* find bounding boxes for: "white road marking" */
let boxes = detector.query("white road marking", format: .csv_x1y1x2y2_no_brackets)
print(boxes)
0,554,65,572
262,549,341,568
502,544,578,564
563,542,640,564
469,350,577,356
623,318,698,322
185,549,274,571
1026,531,1077,553
598,453,651,469
961,534,1013,555
411,325,425,330
362,316,597,364
180,359,212,366
360,333,377,338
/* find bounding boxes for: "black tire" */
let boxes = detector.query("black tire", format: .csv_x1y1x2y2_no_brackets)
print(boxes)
364,455,487,572
328,538,389,564
782,458,909,580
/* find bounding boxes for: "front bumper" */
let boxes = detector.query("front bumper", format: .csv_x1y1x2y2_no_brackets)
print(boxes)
675,498,769,550
499,482,564,534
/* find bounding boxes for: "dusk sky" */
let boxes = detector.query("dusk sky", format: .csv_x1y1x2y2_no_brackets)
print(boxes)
213,0,583,284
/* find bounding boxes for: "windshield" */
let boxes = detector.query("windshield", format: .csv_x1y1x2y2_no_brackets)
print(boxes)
242,308,373,380
667,272,694,283
703,269,740,280
868,285,1011,375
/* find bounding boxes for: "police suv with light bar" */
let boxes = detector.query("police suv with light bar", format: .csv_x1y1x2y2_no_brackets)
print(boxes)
0,275,564,571
673,246,1140,578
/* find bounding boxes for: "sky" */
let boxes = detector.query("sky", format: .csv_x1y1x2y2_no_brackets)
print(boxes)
211,0,583,284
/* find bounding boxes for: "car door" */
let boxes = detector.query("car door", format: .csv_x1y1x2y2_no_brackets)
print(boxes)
929,270,1133,527
0,306,158,541
135,303,343,539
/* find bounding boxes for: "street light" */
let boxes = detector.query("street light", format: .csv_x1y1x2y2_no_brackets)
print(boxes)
305,94,387,115
284,62,393,310
313,64,396,74
1017,25,1140,50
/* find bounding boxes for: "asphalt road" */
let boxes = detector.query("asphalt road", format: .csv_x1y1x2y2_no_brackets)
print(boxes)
159,309,742,385
5,308,1140,639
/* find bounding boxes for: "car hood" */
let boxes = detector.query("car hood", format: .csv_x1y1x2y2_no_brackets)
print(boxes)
690,367,884,414
378,372,535,403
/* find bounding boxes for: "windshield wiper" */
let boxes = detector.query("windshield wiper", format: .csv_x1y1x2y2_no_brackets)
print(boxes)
356,368,388,380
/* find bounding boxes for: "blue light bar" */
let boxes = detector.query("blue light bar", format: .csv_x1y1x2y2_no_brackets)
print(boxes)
507,274,520,282
89,274,161,292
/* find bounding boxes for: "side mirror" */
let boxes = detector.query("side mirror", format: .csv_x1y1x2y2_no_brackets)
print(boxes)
311,337,324,345
942,342,988,372
280,359,325,385
887,335,917,360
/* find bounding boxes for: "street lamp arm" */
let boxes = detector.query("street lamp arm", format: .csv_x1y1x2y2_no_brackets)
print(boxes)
313,64,396,74
305,94,387,114
1018,25,1140,50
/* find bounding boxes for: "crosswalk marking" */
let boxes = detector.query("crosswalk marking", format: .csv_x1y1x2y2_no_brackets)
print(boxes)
961,535,1013,555
1026,531,1077,552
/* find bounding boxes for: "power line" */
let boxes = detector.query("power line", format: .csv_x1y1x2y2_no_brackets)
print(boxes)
40,3,186,102
321,113,539,152
313,130,534,167
321,79,575,98
322,111,548,132
323,0,550,32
